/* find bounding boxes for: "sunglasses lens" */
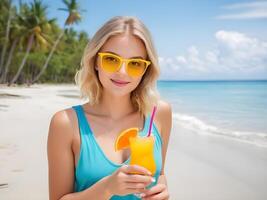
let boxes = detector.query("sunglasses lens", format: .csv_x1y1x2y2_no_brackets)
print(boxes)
99,53,149,77
101,54,120,72
127,60,147,77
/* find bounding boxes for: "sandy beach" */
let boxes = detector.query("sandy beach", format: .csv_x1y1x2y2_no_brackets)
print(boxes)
1,84,267,200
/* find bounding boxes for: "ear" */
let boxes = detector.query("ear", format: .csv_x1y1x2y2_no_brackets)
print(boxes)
95,66,99,71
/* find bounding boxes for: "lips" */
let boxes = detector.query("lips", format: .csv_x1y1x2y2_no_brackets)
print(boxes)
111,79,130,86
111,79,130,84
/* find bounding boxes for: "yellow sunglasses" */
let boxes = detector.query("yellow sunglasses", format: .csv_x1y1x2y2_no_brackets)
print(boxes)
98,52,151,77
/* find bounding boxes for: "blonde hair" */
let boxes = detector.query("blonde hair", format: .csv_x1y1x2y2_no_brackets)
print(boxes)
75,16,160,116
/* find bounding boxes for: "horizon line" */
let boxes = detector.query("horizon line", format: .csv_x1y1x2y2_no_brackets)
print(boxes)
158,79,267,82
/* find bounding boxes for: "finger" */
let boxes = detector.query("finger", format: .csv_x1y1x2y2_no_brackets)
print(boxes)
125,174,155,184
126,182,146,189
143,184,165,196
125,187,147,194
142,190,168,200
122,164,152,176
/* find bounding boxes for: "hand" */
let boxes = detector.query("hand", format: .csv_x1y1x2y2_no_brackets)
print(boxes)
105,164,155,196
141,183,169,200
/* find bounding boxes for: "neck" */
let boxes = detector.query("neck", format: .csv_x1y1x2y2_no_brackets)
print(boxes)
96,91,136,121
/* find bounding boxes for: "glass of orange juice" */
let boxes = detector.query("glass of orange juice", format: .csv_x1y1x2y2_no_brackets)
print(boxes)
129,135,156,175
115,106,158,197
129,134,156,197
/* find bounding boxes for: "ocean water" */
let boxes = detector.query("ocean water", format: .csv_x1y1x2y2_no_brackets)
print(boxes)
157,80,267,148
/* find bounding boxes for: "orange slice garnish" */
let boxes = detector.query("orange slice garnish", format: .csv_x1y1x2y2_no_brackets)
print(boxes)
114,127,138,151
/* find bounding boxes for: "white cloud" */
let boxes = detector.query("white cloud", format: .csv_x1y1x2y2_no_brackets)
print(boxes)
223,1,267,9
217,1,267,20
205,51,218,64
215,30,267,70
176,56,187,65
159,30,267,80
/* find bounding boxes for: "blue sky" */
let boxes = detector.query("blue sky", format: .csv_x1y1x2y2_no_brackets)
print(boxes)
22,0,267,80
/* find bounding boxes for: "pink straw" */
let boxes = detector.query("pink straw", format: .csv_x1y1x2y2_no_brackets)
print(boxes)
147,106,157,137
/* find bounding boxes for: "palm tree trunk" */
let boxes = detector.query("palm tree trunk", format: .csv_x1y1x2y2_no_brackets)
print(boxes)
0,0,12,76
0,37,18,83
9,33,34,85
31,30,65,84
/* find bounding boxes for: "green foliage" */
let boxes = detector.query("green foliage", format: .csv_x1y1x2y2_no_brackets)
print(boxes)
0,0,89,84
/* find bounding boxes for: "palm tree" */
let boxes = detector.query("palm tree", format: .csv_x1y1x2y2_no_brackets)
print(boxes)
0,19,22,83
31,0,82,84
9,0,53,85
78,31,88,42
0,0,13,77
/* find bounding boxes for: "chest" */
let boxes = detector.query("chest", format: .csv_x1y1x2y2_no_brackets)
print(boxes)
72,113,161,168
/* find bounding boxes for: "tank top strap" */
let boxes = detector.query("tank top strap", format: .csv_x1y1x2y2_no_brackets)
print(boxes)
72,105,92,135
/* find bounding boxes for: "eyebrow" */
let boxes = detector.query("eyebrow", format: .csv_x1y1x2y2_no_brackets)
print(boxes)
103,51,145,59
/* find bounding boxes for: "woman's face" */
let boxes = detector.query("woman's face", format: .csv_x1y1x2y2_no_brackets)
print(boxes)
95,33,148,97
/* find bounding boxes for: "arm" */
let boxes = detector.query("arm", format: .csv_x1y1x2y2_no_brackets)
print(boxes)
158,100,172,177
157,174,168,187
47,110,112,200
59,177,112,200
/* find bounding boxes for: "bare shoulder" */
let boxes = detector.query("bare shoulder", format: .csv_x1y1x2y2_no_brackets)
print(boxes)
48,108,77,145
156,100,172,133
157,100,172,117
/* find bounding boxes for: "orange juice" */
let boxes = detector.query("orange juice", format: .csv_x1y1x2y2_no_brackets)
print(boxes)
129,135,156,175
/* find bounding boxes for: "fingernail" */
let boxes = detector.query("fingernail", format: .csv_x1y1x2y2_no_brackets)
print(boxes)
151,177,156,182
140,193,146,197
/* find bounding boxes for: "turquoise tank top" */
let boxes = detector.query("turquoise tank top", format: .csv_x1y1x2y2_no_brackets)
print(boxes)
72,105,162,199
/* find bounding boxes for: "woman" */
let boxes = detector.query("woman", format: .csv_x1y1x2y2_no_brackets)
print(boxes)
47,16,172,200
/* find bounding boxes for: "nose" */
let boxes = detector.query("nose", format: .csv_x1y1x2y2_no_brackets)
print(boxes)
117,61,128,75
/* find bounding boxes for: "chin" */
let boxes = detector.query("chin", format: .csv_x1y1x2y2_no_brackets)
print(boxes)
105,85,136,98
109,89,131,97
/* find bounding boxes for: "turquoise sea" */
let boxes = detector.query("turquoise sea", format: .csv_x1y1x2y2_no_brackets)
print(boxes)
157,80,267,147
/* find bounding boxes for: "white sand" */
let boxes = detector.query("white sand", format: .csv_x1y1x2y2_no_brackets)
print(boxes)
0,84,267,200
